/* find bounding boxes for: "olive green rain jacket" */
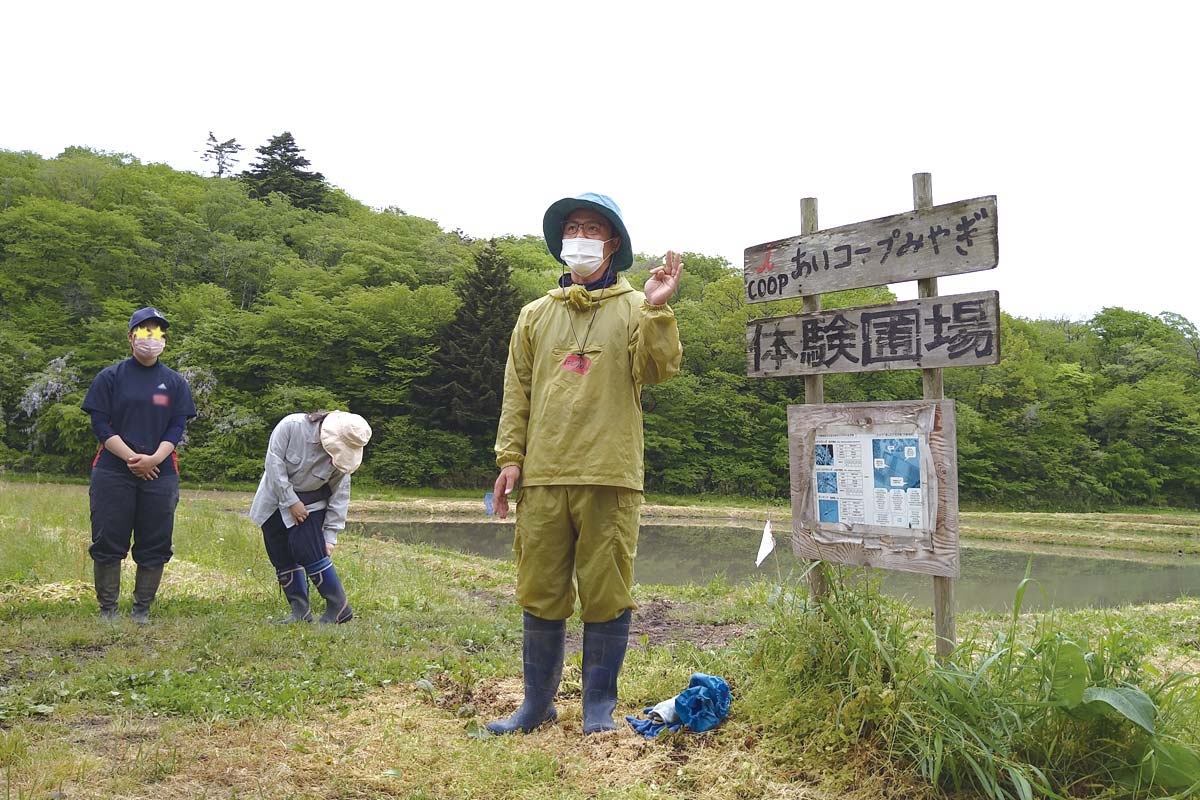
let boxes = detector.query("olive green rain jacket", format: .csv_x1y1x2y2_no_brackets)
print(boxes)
495,276,682,490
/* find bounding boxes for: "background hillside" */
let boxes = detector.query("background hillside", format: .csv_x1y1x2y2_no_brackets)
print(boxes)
2,143,1197,508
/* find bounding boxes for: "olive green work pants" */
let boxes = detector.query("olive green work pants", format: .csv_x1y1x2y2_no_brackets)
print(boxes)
513,485,642,623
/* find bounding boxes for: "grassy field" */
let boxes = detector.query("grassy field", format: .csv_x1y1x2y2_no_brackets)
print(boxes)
1,481,1198,799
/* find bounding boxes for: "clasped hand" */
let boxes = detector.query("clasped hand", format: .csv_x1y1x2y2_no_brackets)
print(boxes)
127,454,160,480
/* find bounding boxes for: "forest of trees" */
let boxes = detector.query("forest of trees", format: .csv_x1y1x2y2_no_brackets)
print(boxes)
1,141,1198,508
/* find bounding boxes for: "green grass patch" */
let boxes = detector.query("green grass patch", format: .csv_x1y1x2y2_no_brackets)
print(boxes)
2,480,1198,799
744,565,1200,798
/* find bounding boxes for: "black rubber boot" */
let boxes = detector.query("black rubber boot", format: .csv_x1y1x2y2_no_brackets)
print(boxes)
274,566,312,624
582,609,631,734
93,561,121,621
130,564,164,625
306,557,353,624
486,612,566,735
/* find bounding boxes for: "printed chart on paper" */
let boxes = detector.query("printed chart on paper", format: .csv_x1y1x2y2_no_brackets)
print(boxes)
812,434,924,531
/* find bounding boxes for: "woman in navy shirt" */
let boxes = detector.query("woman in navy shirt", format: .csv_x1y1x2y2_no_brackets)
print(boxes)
82,307,196,624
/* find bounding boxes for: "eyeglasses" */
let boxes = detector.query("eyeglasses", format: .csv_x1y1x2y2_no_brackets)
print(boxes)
563,221,610,238
132,326,165,340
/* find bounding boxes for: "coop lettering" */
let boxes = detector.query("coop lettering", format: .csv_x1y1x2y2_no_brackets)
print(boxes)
745,203,993,300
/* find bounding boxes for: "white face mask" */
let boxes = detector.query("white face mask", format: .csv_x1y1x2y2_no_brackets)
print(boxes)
561,237,610,277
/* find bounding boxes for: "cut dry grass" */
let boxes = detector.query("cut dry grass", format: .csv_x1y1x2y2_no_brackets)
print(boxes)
4,682,866,800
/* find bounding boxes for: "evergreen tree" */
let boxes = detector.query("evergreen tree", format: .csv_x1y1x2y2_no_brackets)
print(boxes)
200,131,244,178
240,131,330,211
414,241,523,438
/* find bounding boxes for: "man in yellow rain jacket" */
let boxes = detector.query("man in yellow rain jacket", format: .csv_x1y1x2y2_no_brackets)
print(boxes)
488,192,682,735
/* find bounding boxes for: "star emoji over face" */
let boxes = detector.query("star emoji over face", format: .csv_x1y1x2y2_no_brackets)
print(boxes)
133,326,165,340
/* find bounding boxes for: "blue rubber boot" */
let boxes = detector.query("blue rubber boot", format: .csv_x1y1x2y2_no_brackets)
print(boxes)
582,609,631,734
274,566,312,624
305,557,353,624
486,612,566,735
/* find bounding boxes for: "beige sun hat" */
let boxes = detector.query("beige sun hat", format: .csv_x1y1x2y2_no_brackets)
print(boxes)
319,411,373,474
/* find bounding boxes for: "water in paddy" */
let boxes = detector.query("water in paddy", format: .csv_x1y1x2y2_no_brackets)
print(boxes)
350,518,1200,612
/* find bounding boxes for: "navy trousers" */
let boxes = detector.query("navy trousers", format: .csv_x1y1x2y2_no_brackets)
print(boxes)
89,467,179,566
261,509,328,571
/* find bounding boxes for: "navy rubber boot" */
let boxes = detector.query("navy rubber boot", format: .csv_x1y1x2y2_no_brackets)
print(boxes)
94,561,121,621
582,609,631,734
306,557,353,624
486,612,566,735
274,566,312,624
130,564,164,625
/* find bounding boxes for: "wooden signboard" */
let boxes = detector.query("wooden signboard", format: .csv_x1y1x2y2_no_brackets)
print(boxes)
747,291,1001,378
788,400,959,578
744,196,998,303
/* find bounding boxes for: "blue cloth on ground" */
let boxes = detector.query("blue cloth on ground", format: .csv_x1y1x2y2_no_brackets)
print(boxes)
626,714,682,738
625,672,730,738
675,673,730,732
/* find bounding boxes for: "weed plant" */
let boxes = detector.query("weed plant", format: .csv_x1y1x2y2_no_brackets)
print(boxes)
745,565,1200,798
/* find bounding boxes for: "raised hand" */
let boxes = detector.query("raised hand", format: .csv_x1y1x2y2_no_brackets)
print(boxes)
644,251,683,306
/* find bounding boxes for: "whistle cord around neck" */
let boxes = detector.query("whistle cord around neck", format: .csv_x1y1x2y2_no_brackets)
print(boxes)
566,283,608,361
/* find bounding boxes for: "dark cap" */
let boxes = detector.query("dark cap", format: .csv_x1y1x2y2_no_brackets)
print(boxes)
128,307,169,331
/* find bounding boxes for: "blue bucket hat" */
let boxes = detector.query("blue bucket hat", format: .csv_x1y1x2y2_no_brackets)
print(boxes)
543,192,633,272
128,306,169,331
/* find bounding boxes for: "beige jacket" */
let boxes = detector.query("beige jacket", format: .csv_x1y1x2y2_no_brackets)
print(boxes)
495,276,682,490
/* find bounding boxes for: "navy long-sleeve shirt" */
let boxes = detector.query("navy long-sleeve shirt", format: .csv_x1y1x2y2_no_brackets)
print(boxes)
81,358,197,474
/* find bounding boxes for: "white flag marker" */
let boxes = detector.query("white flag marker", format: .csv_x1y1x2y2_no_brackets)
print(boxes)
755,519,775,567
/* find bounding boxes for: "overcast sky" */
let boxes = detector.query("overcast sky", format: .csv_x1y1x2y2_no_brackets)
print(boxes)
6,1,1197,326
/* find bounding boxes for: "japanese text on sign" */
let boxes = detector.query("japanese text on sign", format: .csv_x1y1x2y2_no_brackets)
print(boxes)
744,196,998,303
748,291,1000,378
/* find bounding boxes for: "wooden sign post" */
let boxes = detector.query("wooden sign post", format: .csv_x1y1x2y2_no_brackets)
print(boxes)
744,195,998,302
800,197,829,601
914,173,957,661
747,291,1000,378
744,174,1000,662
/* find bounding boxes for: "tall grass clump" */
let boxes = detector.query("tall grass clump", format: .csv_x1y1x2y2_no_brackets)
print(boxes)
744,566,1200,798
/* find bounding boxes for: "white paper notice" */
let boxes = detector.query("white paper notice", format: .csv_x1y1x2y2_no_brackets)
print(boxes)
813,434,924,530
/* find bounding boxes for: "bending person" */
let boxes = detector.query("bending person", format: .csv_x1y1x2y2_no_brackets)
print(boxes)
83,306,197,624
249,411,372,624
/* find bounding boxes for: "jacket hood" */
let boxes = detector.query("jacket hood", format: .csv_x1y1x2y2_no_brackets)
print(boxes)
547,276,636,312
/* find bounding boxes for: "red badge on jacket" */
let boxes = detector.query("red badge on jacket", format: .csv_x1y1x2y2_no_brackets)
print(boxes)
561,354,591,375
152,393,170,407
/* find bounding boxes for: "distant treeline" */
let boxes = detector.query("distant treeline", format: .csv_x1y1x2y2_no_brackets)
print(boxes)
1,143,1198,508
